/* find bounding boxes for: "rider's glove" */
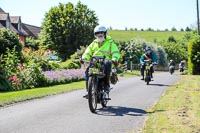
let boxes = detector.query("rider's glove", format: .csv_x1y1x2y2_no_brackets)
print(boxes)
112,60,118,66
80,59,84,64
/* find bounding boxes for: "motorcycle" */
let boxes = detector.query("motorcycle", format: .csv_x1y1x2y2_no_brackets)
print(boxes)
87,56,112,113
143,60,157,85
179,66,184,73
169,65,175,75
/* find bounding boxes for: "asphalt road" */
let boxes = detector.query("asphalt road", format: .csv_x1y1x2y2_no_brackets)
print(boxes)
0,72,180,133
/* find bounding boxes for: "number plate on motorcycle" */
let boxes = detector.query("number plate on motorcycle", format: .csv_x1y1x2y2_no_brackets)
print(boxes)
146,66,150,69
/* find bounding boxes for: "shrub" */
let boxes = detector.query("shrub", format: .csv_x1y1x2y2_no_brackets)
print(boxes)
188,35,200,74
0,29,22,58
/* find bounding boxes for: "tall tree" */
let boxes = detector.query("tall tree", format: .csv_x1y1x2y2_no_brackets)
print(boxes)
39,2,98,60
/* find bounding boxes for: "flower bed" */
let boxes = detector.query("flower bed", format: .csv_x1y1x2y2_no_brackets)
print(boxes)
43,69,85,85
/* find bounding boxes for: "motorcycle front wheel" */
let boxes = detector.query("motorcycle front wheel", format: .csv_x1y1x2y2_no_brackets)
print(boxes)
88,77,98,113
145,70,150,85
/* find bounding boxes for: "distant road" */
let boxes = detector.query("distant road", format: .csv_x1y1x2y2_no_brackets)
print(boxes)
0,72,180,133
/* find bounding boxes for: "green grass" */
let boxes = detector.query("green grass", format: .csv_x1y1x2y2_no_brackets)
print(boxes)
0,81,85,107
119,70,140,77
108,30,187,42
143,75,200,133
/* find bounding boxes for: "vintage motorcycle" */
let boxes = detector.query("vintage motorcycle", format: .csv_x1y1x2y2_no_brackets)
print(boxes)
143,60,157,85
87,56,117,113
169,65,175,75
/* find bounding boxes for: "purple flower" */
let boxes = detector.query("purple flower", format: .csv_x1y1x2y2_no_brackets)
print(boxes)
43,69,85,81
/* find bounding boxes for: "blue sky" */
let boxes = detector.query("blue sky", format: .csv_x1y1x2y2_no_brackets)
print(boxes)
0,0,198,30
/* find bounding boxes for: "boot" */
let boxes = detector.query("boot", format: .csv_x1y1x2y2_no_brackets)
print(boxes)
83,81,88,99
141,73,144,80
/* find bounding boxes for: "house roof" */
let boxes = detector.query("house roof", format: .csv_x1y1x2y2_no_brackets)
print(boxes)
0,8,41,38
0,8,5,13
0,13,8,20
10,24,19,34
0,23,4,28
22,23,41,38
10,16,20,24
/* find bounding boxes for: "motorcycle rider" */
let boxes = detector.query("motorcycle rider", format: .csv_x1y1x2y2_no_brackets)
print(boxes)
81,25,120,97
169,59,175,67
140,46,157,80
168,59,175,74
179,61,185,72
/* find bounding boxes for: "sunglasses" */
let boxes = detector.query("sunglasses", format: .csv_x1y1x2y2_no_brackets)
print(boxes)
95,32,104,35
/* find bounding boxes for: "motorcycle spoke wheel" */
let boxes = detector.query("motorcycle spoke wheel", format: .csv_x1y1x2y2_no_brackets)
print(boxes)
88,77,97,113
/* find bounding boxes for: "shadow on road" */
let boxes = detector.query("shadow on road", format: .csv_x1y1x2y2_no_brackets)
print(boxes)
96,106,147,116
149,83,170,86
96,106,165,116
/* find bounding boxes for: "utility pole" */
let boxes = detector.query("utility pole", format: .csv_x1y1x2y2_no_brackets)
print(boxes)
197,0,200,35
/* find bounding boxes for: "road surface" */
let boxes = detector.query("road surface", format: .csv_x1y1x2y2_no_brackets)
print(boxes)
0,72,180,133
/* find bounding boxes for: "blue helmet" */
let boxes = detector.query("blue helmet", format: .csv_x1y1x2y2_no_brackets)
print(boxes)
145,46,151,51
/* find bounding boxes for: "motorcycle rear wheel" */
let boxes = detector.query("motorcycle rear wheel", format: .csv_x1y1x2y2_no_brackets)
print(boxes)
101,91,108,107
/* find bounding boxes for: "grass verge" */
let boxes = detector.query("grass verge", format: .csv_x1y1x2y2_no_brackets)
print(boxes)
143,75,200,133
0,81,85,107
119,70,140,77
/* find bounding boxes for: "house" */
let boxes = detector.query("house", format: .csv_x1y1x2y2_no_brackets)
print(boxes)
0,8,41,44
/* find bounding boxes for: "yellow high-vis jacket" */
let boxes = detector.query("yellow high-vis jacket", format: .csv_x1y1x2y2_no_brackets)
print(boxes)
82,36,120,62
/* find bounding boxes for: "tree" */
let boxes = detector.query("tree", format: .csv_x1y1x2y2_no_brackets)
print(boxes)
180,28,184,31
185,26,191,32
188,35,200,74
171,27,177,31
160,42,187,63
167,35,176,43
39,2,98,60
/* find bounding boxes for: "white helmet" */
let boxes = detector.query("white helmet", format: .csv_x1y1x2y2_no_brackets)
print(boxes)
94,25,107,42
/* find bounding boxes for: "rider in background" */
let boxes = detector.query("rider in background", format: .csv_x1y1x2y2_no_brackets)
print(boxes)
81,25,120,97
140,46,157,80
168,59,175,73
179,61,185,72
169,59,175,67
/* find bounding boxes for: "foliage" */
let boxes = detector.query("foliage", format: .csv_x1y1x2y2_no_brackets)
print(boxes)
25,36,39,50
159,41,187,63
48,61,61,70
0,47,21,91
0,29,22,58
188,35,200,74
167,35,176,43
60,59,80,69
117,39,168,69
39,1,98,61
22,48,50,71
0,47,48,91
